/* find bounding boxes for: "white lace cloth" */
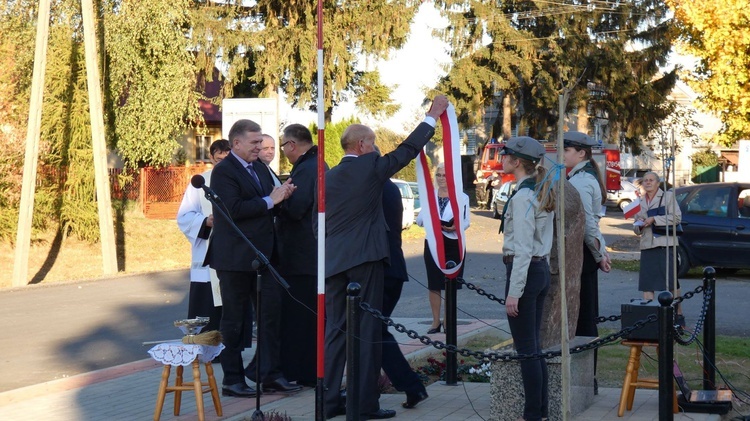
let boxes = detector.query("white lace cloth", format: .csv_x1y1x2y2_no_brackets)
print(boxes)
148,341,224,366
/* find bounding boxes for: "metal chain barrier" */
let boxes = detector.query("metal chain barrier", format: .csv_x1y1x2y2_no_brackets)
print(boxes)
454,277,506,305
595,284,706,324
360,301,657,362
674,284,712,346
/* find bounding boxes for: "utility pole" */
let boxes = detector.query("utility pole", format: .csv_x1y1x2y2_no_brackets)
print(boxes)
81,0,117,274
13,0,117,286
12,0,52,287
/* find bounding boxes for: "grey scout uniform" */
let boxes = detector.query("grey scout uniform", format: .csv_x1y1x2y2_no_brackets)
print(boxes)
568,161,607,262
502,175,555,298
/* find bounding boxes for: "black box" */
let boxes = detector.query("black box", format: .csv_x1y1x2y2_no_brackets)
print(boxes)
621,299,659,340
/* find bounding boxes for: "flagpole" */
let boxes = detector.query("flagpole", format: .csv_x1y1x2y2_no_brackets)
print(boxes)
315,0,326,419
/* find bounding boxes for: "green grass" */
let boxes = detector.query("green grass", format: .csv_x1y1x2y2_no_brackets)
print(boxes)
610,259,710,277
596,329,750,415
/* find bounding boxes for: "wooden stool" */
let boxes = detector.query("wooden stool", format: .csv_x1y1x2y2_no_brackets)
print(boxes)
618,340,677,417
153,359,222,421
148,342,224,421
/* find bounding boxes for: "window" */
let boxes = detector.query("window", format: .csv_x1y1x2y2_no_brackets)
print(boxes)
685,188,731,217
739,189,750,219
195,135,211,162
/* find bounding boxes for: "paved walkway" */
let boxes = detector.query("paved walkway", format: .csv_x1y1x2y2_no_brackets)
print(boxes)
0,318,719,421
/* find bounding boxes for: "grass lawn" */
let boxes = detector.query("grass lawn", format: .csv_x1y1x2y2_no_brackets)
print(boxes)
1,205,190,288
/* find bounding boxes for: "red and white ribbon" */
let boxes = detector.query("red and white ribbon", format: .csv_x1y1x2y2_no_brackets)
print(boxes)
416,104,466,278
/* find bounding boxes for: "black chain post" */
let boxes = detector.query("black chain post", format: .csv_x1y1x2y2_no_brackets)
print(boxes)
346,282,361,421
703,267,716,390
658,291,675,421
445,263,458,386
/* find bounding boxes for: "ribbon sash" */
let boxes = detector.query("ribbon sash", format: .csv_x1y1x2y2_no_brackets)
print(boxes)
416,104,466,278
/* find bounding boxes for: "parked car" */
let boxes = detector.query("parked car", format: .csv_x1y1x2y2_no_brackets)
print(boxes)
407,181,421,221
391,179,415,229
490,180,517,219
674,182,750,276
606,180,640,210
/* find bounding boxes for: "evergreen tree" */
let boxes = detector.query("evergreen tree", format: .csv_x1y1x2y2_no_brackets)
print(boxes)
245,0,419,121
433,0,677,148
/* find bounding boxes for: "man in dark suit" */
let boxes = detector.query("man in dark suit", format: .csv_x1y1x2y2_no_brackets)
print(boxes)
381,179,429,409
276,124,328,386
205,119,299,398
323,95,449,419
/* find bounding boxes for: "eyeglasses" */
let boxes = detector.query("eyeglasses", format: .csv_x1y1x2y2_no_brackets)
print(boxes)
280,140,295,148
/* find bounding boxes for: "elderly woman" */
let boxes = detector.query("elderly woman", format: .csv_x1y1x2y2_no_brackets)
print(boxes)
416,162,470,334
633,171,684,325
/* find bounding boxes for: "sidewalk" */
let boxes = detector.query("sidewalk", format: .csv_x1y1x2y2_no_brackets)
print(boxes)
0,318,719,421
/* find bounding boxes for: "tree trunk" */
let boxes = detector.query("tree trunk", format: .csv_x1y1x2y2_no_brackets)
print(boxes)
502,94,512,140
577,102,589,132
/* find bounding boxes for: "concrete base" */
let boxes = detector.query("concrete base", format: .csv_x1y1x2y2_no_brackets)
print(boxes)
489,336,596,421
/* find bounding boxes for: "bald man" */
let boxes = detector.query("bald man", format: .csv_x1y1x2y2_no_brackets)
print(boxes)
260,134,282,187
322,95,449,419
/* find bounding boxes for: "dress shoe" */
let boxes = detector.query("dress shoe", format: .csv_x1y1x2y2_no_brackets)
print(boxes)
402,390,428,408
426,322,443,335
363,409,396,419
262,377,302,393
221,383,257,398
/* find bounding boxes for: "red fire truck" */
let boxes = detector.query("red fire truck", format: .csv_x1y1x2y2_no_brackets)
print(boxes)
474,140,621,209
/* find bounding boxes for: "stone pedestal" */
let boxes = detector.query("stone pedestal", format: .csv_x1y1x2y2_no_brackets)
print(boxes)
488,336,596,421
541,181,585,349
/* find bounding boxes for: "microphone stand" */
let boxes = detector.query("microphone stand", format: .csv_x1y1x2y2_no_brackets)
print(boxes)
200,190,290,421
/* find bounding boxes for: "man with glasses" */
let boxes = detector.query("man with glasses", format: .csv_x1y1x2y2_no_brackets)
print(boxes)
275,124,326,387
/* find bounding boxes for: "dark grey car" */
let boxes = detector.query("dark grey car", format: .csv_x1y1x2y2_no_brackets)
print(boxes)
674,182,750,276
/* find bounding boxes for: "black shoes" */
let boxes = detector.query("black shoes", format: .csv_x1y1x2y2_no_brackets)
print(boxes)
221,382,257,397
426,322,443,334
262,377,303,393
402,391,428,409
364,409,397,419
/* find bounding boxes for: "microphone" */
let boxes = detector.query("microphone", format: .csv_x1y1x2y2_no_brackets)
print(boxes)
191,174,221,202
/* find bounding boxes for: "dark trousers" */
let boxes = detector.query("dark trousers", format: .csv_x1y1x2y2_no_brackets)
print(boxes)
324,261,384,417
505,260,550,421
217,269,284,386
280,274,317,386
188,281,222,333
245,270,285,384
576,246,600,338
382,277,426,395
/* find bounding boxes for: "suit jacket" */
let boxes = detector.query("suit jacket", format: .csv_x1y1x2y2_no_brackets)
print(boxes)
383,179,408,283
205,152,276,271
277,146,327,277
324,122,435,277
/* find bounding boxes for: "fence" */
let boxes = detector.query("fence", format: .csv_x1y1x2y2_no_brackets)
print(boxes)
38,164,208,220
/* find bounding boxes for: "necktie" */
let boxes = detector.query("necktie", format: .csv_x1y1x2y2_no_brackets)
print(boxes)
246,164,260,186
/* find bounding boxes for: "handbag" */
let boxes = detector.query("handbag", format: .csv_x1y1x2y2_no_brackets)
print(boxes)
647,194,683,236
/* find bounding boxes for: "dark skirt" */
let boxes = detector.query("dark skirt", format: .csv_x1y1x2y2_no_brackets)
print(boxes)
188,282,222,333
638,247,680,292
423,238,465,291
